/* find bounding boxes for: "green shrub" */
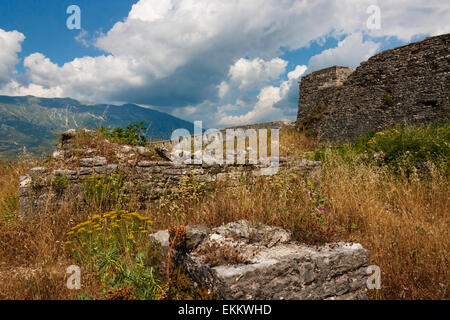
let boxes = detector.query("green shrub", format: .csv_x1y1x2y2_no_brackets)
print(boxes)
365,124,449,174
100,121,148,146
315,123,449,176
52,176,68,193
384,92,394,106
100,251,161,300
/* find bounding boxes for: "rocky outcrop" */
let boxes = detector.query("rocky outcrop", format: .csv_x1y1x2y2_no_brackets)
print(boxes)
297,33,450,141
151,221,370,300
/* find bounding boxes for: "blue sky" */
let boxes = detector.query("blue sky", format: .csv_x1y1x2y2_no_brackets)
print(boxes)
0,1,135,70
0,0,448,127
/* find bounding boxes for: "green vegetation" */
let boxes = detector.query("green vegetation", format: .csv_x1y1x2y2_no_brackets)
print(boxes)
315,123,450,176
384,92,394,106
52,176,68,193
83,173,127,210
65,211,216,300
0,194,19,221
100,121,148,146
66,211,163,300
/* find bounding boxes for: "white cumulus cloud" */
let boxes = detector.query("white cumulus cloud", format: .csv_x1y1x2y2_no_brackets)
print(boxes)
229,57,288,90
0,29,25,86
217,64,307,126
307,32,381,72
0,0,449,126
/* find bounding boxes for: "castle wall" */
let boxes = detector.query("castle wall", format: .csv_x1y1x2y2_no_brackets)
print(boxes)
296,33,450,141
297,66,354,130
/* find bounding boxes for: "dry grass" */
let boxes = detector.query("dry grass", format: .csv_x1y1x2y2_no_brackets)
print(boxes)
279,129,320,157
0,157,102,299
144,130,449,299
0,129,448,300
0,157,36,199
46,129,162,170
319,154,449,299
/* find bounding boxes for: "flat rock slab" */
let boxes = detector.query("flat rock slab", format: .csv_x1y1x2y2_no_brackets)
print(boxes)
151,220,370,300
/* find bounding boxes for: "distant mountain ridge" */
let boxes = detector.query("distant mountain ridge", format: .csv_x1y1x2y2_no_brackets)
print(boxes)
0,95,195,158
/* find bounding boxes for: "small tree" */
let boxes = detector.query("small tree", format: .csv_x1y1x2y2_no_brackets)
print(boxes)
100,121,148,146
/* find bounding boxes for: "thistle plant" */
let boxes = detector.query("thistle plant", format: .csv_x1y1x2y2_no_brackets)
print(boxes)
305,180,326,222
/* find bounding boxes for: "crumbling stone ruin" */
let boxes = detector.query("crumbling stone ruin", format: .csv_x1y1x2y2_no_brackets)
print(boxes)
19,129,321,218
297,33,450,141
151,220,370,300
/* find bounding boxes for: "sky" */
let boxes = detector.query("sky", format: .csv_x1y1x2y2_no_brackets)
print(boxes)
0,0,449,128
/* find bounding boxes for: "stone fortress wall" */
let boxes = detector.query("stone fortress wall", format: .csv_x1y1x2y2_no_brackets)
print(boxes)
297,33,450,141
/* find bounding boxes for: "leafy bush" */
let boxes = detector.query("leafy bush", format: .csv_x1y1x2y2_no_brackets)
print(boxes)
365,124,449,174
52,176,68,193
100,121,148,146
315,123,449,175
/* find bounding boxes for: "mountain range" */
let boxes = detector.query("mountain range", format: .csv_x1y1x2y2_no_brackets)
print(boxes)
0,95,195,158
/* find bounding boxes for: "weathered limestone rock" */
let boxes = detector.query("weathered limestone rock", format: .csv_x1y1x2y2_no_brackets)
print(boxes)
136,146,153,157
77,167,93,175
185,225,211,251
29,167,46,176
151,221,369,300
119,145,133,154
80,156,107,167
52,169,77,177
61,129,77,141
150,230,170,248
